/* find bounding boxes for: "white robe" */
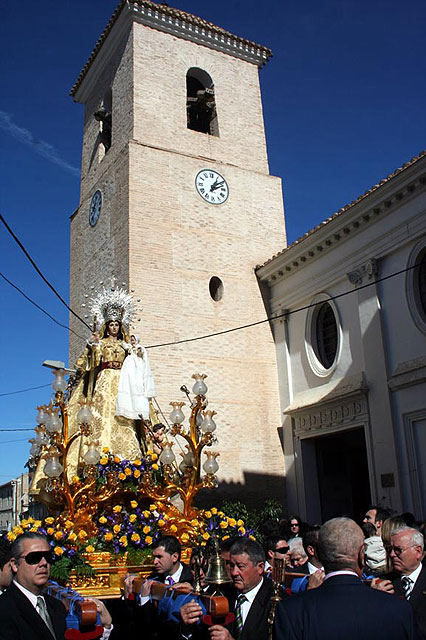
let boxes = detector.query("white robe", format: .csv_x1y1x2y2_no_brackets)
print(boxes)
115,343,156,420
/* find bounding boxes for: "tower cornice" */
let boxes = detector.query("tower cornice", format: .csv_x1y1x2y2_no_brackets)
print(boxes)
71,0,272,99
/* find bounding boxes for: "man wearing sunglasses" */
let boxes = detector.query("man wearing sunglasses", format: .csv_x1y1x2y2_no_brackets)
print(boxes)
0,532,67,639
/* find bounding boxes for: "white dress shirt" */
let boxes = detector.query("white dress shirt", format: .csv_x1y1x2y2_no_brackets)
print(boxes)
239,577,264,626
402,562,423,597
307,561,324,574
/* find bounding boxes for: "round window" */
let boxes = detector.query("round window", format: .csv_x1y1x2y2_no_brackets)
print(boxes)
305,294,341,376
209,276,224,302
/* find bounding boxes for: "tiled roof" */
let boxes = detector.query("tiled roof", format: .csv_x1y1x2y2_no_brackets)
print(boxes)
70,0,272,96
257,150,426,269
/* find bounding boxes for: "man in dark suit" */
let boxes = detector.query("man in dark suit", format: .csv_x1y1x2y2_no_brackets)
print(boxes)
273,517,415,640
124,535,193,640
180,538,274,640
0,538,12,594
374,526,426,638
0,531,67,640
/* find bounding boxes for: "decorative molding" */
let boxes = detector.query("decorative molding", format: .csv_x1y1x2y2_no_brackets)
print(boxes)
285,372,368,414
389,355,426,390
292,396,369,437
347,258,378,286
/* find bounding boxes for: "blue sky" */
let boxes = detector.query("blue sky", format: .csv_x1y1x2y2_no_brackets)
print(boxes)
0,0,424,483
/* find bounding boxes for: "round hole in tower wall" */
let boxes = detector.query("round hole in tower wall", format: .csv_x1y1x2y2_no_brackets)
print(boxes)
209,277,224,302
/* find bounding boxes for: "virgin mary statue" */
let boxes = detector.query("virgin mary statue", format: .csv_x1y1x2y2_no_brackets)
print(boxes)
66,284,156,475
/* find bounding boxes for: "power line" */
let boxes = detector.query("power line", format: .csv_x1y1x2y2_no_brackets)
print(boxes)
145,262,419,348
0,384,51,398
0,429,35,432
0,272,86,340
0,438,30,444
0,213,91,331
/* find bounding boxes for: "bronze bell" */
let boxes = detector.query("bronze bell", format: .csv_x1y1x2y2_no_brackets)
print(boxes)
204,549,232,585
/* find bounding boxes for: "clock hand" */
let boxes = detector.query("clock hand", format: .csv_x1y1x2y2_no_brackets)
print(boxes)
211,180,225,191
210,179,219,192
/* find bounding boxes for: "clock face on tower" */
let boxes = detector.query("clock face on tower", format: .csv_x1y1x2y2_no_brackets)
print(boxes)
89,190,102,227
195,169,229,205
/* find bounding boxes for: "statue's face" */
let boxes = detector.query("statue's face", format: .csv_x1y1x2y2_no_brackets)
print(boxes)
107,321,120,337
130,335,136,346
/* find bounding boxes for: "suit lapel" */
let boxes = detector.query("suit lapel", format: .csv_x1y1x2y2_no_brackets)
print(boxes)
11,584,56,640
408,566,426,608
240,580,270,640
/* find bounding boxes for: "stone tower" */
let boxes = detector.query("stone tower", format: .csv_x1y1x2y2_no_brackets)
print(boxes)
69,1,286,501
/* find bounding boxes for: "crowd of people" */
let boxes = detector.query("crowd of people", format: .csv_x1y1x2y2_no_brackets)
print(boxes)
0,505,424,639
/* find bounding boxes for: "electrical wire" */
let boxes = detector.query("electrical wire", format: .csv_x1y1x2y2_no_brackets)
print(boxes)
0,429,35,432
0,272,86,340
0,384,51,398
0,213,91,331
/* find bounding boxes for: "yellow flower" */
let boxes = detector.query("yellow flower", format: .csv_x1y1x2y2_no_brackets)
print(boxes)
118,472,126,480
114,456,121,463
71,475,80,484
133,459,141,466
113,505,122,513
104,532,113,542
249,535,256,541
54,531,63,540
47,528,54,536
99,516,107,524
152,463,159,471
222,535,230,541
238,526,246,535
129,514,137,523
163,513,169,520
102,447,109,454
201,541,206,546
219,521,228,529
13,526,23,535
6,532,16,542
218,511,224,517
170,525,177,533
190,519,199,527
147,449,154,456
86,545,95,553
45,517,55,525
211,508,217,515
113,524,122,534
158,519,165,528
202,532,210,540
145,536,153,545
20,519,28,527
131,533,140,542
29,527,38,532
237,519,244,527
54,546,64,556
181,533,189,543
78,530,88,540
130,500,138,509
100,457,108,465
64,520,73,530
134,469,141,478
28,518,34,524
143,510,150,518
204,511,212,519
151,453,158,462
228,518,237,527
149,504,157,511
124,468,132,476
119,535,128,547
34,520,42,528
68,532,77,542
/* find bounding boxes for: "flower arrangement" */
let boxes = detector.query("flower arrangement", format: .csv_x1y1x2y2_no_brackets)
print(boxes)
199,507,254,543
96,449,155,489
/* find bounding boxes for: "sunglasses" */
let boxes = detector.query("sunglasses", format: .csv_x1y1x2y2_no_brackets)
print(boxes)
17,551,54,565
274,546,290,554
384,544,416,557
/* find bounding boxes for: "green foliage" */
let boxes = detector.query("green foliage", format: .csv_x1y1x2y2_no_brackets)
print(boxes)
221,499,283,543
50,555,95,585
127,545,152,566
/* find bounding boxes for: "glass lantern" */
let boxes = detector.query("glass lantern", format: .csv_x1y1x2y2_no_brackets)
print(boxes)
192,373,208,396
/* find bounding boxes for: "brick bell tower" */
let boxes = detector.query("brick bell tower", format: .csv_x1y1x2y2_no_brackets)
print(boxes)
69,0,287,502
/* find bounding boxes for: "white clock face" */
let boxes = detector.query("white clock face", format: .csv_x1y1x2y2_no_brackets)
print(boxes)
89,190,102,227
195,169,229,205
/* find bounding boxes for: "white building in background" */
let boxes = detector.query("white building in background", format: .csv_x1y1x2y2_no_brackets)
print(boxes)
0,473,29,531
257,151,426,523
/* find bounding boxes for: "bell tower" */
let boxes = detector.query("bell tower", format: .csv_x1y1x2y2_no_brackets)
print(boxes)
70,1,286,500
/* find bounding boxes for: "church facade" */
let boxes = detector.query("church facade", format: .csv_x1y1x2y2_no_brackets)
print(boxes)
257,151,426,521
69,1,286,500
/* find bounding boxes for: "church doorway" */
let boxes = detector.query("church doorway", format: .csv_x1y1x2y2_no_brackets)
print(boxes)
301,427,371,523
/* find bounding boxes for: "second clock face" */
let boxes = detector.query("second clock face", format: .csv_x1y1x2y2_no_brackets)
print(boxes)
195,169,229,205
89,190,102,227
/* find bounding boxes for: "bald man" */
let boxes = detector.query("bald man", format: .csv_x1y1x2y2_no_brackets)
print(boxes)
273,517,415,640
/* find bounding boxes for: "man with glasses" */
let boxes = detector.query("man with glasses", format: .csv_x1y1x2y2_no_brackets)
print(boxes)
374,527,426,638
0,532,67,639
263,535,290,576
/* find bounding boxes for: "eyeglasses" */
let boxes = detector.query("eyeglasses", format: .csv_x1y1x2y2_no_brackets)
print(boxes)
17,551,54,565
290,523,299,527
274,546,290,554
384,544,417,557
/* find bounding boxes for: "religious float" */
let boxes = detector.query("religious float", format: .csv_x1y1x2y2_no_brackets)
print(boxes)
10,281,250,599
